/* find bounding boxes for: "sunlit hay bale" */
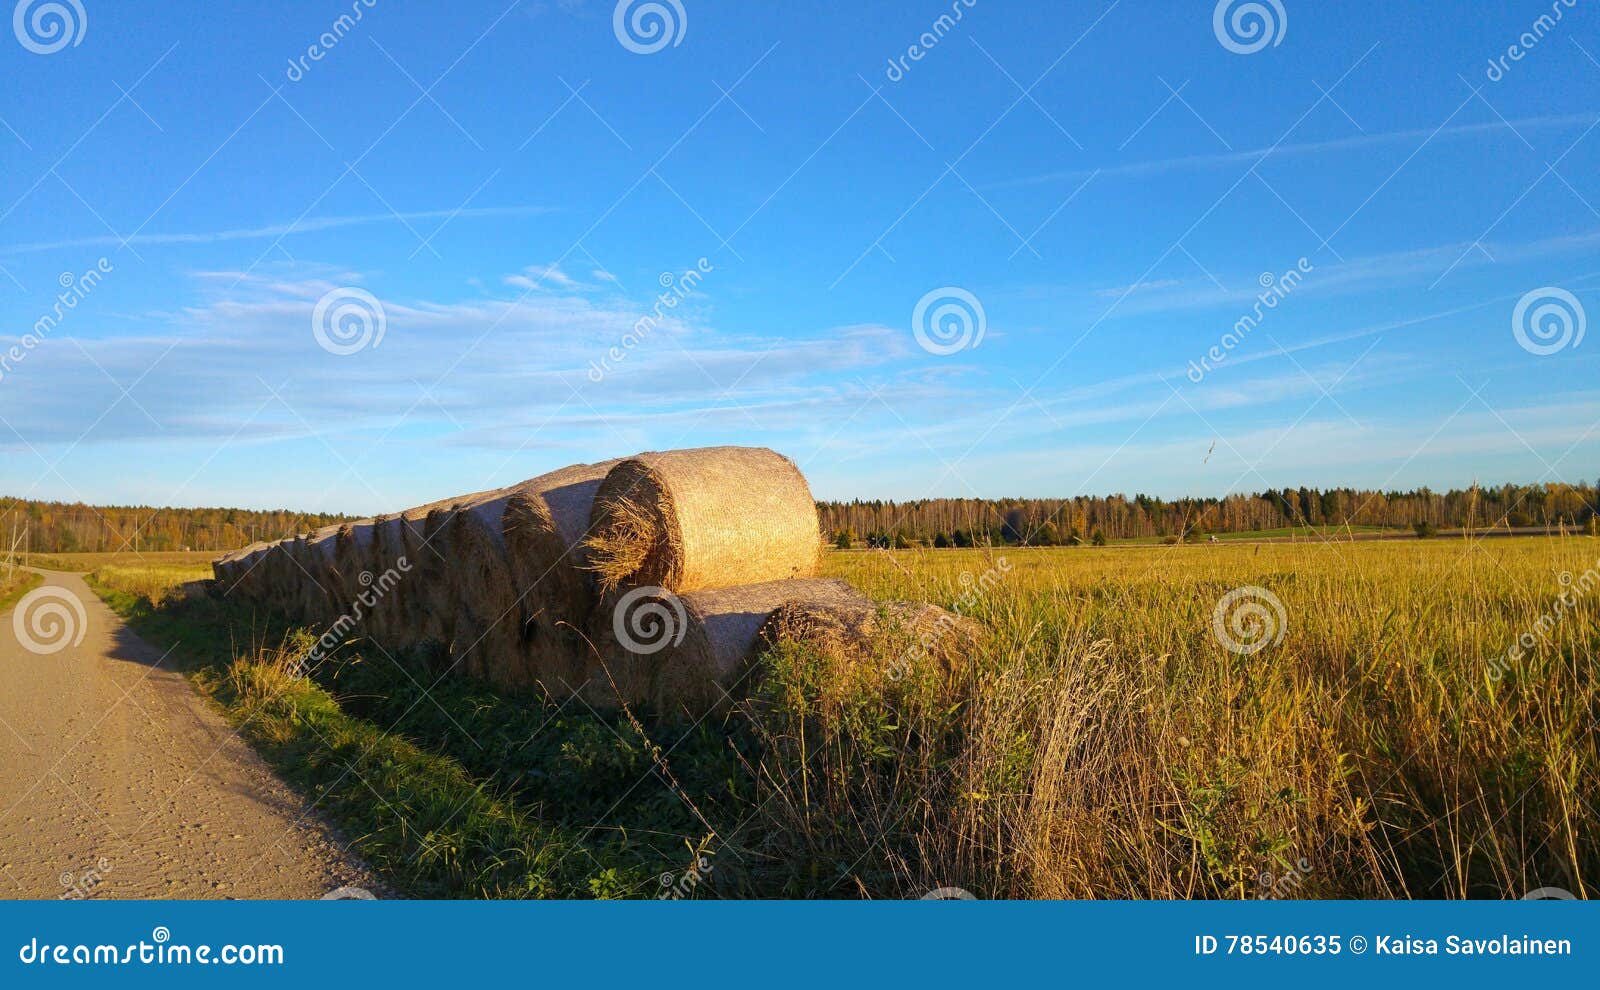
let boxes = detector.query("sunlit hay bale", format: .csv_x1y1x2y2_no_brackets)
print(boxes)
294,524,343,627
500,459,623,690
238,543,274,602
415,488,495,662
436,487,525,683
759,591,981,698
583,447,820,596
392,497,456,652
589,577,857,717
212,541,269,601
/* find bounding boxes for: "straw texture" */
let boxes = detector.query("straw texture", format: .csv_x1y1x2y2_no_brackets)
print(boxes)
590,577,855,715
584,447,821,595
499,459,622,690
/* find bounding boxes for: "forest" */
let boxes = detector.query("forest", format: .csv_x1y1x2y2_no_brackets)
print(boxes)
2,480,1595,555
817,482,1599,547
0,497,351,555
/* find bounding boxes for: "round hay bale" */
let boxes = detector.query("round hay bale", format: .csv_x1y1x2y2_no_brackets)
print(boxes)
583,447,820,596
589,577,855,716
414,488,498,660
332,520,379,630
296,525,343,626
364,514,414,645
227,542,272,602
237,543,271,605
437,487,522,682
500,459,622,689
258,540,300,617
759,593,980,690
211,547,246,588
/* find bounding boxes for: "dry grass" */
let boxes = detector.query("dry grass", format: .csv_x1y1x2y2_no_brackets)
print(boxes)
89,562,214,607
0,565,42,612
19,550,218,572
583,493,663,594
743,537,1600,899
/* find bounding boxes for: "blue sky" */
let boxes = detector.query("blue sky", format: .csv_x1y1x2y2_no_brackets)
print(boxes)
2,0,1598,513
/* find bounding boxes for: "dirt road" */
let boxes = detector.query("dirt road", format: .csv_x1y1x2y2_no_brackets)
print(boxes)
0,569,378,899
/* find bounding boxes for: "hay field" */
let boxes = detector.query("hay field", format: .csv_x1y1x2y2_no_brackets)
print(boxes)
812,537,1597,898
18,550,218,572
85,535,1597,898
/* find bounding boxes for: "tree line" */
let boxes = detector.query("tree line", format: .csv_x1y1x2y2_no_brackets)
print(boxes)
4,479,1596,555
819,482,1599,548
0,497,352,555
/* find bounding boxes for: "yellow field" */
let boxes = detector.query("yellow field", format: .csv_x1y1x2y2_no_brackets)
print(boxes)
17,550,219,572
812,538,1597,898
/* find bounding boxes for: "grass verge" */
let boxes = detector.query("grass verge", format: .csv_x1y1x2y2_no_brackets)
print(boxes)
0,568,43,612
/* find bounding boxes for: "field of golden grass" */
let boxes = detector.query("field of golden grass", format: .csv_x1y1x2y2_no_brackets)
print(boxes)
17,550,218,572
81,536,1596,898
809,538,1597,898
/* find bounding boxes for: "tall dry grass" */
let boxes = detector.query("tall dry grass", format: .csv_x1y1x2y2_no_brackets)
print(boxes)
741,538,1598,898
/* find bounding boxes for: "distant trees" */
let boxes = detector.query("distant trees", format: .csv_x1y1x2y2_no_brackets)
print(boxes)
816,481,1600,548
0,497,353,554
21,478,1592,557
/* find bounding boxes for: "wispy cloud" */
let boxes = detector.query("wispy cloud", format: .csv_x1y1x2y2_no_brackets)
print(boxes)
991,113,1600,189
0,205,556,256
1090,231,1600,316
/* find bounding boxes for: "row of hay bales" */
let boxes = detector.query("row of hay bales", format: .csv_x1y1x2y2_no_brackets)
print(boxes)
211,446,974,715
